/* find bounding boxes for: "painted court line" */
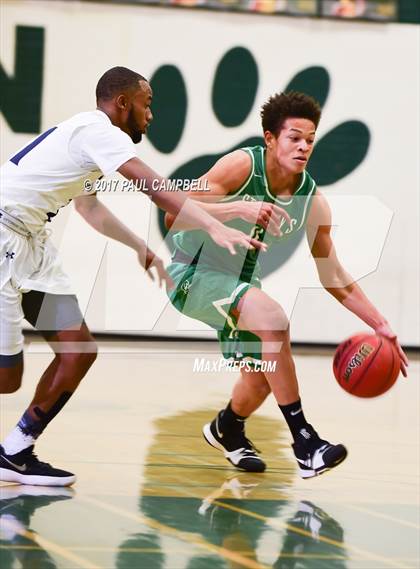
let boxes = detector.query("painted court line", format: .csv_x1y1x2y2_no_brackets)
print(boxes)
342,502,420,529
275,554,348,561
0,545,353,560
210,499,412,569
150,455,412,569
0,518,100,569
80,495,269,569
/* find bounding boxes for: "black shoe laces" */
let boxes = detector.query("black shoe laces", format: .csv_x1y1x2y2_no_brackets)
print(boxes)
22,448,52,469
240,436,261,455
29,454,52,468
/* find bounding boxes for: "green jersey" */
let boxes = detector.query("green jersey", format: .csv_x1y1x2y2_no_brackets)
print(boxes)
172,145,317,281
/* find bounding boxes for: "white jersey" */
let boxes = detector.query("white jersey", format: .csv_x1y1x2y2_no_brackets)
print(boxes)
0,110,137,233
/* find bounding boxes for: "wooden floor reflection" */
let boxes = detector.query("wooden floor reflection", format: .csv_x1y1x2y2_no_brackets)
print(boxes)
1,339,419,568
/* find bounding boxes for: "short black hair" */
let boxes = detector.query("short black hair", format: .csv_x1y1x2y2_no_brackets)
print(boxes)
261,91,321,135
96,66,148,102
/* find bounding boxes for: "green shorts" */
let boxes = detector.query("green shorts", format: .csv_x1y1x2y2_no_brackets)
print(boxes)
167,260,264,362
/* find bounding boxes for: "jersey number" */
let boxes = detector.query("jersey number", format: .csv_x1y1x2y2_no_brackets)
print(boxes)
10,127,57,165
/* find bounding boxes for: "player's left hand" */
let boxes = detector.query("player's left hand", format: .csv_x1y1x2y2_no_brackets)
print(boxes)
375,322,408,377
137,247,174,290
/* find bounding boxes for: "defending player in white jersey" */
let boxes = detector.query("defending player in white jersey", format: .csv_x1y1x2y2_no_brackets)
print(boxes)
0,66,265,487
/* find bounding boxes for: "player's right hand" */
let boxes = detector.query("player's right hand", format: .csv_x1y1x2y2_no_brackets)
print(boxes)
375,322,409,377
236,202,291,236
208,223,268,256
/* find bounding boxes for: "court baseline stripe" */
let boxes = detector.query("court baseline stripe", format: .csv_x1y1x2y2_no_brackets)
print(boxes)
0,518,100,569
341,503,420,529
80,495,269,569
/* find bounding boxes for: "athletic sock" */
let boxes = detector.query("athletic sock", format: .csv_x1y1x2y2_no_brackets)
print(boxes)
218,401,247,434
278,399,312,443
2,391,72,455
2,411,41,455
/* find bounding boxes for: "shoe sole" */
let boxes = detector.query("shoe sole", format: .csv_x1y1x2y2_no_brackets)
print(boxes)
202,424,266,473
0,467,76,487
299,447,348,479
0,486,75,499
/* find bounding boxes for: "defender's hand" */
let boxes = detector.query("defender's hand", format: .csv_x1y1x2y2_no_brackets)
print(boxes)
208,222,268,256
236,202,291,236
138,248,174,290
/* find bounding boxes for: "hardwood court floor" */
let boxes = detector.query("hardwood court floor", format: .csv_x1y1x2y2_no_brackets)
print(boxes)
1,339,419,569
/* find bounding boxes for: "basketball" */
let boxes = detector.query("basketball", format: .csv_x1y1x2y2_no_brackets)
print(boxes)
333,333,400,398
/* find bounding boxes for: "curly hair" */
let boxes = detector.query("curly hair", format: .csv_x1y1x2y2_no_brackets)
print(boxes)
261,91,321,135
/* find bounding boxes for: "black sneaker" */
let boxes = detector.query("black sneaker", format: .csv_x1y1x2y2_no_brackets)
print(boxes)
292,426,347,479
203,412,266,472
0,445,76,486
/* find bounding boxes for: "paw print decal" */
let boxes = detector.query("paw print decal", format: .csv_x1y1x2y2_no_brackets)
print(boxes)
148,47,370,275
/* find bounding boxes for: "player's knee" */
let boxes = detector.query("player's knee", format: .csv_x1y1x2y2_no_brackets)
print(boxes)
54,327,98,375
259,381,271,399
87,345,98,368
61,348,97,376
56,334,97,378
77,348,97,371
243,368,271,394
247,379,271,401
257,308,289,337
81,336,98,368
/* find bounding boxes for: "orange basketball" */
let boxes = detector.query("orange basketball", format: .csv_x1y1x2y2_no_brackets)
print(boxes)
333,333,400,397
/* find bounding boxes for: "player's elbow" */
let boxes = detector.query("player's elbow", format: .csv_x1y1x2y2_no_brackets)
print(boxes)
74,198,92,216
74,202,85,216
318,266,354,290
74,196,98,220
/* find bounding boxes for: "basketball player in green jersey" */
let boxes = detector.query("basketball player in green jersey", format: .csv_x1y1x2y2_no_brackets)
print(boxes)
164,92,408,478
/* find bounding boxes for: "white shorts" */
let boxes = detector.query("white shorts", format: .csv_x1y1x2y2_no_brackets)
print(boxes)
1,212,80,357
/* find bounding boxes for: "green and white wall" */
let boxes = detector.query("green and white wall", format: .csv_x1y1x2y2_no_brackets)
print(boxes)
1,1,419,346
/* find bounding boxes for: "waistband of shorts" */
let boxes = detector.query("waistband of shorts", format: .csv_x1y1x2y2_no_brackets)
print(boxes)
172,248,200,266
0,209,31,238
171,247,256,281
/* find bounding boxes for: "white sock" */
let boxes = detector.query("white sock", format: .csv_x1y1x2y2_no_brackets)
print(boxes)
2,427,36,455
